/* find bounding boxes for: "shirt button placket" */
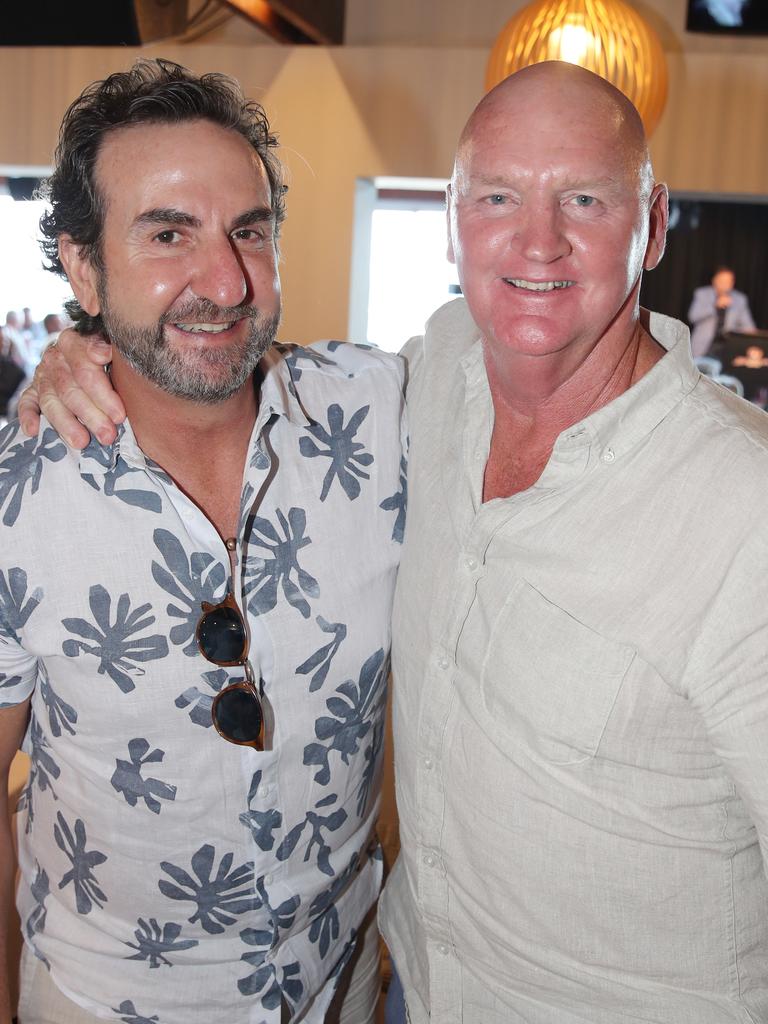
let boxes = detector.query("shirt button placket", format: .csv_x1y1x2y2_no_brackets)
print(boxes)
424,552,484,1022
417,723,459,1019
429,934,461,1023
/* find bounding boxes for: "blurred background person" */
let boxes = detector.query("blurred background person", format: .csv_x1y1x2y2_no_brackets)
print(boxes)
21,306,45,344
4,310,25,356
41,311,64,341
0,321,25,369
20,306,47,366
0,326,26,420
688,265,756,357
4,309,65,417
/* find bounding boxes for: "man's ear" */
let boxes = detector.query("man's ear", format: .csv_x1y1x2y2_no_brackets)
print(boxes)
58,236,101,315
446,183,456,265
643,184,669,272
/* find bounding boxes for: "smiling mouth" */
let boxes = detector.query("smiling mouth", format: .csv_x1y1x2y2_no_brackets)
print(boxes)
173,321,237,334
503,279,574,291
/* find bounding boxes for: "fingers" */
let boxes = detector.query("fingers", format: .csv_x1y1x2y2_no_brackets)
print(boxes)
57,330,126,422
39,346,122,448
17,382,44,440
20,387,93,449
20,330,126,450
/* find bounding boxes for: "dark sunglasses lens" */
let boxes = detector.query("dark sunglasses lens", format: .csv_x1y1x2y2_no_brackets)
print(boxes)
214,687,263,744
198,605,246,663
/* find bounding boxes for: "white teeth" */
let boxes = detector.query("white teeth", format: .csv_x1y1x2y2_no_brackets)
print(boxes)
174,322,234,334
505,279,573,291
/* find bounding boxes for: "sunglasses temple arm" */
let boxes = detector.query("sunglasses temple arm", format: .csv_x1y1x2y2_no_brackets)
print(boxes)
259,681,275,752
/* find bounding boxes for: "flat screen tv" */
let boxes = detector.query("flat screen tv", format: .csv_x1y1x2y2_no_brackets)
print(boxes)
686,1,768,33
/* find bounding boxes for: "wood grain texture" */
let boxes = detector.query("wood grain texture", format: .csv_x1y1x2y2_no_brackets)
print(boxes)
0,27,765,342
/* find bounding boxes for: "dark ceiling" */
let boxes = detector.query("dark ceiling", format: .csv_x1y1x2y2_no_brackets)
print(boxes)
0,0,344,46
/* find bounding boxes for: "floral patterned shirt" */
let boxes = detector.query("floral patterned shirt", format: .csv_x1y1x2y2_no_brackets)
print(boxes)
0,340,407,1024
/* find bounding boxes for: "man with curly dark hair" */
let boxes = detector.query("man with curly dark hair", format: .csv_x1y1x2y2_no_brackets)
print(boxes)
0,59,405,1024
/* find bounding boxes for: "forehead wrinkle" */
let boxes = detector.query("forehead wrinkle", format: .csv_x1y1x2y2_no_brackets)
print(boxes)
463,167,626,189
453,62,655,198
558,173,628,194
453,153,634,206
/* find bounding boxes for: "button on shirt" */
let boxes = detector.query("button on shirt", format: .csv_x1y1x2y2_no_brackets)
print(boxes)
0,340,406,1023
380,299,768,1023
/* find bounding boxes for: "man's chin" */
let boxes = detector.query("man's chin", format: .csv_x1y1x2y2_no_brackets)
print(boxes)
106,310,279,402
116,346,253,403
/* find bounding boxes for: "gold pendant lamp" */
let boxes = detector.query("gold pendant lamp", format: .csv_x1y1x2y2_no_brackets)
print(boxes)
485,0,668,135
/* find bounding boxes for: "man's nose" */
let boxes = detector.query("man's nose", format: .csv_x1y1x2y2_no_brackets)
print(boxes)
514,203,571,263
192,237,248,307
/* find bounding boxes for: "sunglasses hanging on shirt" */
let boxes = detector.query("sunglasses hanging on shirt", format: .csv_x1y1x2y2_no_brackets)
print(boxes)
195,591,273,750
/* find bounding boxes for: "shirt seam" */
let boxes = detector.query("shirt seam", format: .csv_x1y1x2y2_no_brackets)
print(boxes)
685,386,768,460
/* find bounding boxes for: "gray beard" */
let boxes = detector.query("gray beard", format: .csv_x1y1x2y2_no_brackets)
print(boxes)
98,285,280,404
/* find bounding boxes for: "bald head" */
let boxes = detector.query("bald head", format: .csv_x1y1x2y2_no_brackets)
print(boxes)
445,59,668,373
454,61,654,200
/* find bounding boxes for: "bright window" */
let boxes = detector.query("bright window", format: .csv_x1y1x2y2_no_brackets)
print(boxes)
349,179,460,353
0,192,72,326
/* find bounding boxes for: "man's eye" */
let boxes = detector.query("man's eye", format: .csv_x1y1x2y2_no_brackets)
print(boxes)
486,194,506,205
232,228,269,244
573,195,596,207
154,229,180,244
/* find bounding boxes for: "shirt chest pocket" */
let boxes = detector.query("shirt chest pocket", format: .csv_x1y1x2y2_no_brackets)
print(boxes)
460,577,635,766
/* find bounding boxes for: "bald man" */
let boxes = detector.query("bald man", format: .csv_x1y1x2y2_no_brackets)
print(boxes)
381,62,768,1023
19,62,768,1023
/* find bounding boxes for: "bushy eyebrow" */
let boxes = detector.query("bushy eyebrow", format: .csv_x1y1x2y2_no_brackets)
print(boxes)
133,206,275,232
230,207,274,230
134,208,200,229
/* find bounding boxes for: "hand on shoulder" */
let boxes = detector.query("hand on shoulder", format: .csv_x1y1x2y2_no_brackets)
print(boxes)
17,328,125,448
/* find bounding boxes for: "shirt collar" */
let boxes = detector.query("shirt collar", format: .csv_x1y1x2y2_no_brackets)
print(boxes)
76,345,313,480
459,308,699,484
257,343,313,429
549,311,699,466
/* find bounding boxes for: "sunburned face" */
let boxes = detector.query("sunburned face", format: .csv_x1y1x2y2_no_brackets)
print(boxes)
65,118,282,403
447,64,668,375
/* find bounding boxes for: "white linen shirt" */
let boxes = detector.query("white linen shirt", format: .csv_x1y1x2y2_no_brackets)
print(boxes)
380,299,768,1023
0,340,406,1024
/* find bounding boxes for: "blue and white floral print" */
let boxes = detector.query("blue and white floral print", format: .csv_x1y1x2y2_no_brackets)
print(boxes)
123,917,199,968
111,738,177,814
1,341,406,1023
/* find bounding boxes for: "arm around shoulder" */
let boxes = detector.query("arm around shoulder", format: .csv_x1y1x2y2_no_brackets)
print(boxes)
17,328,123,449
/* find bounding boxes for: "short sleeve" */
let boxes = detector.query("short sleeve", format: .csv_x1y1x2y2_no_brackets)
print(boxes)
0,635,38,708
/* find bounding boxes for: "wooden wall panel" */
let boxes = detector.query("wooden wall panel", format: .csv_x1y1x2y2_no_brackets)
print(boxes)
0,42,766,344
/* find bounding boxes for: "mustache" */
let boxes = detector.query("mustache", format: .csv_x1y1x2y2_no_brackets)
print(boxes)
160,299,263,324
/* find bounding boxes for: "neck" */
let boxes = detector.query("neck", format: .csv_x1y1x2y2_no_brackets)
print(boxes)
485,310,663,426
110,352,257,456
481,315,665,501
110,351,258,538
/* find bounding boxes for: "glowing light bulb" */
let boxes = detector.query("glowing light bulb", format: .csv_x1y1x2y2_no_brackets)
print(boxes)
548,22,598,64
485,0,668,136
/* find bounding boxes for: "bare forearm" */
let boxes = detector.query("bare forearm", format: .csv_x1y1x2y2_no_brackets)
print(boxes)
0,702,31,1024
0,790,16,1024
